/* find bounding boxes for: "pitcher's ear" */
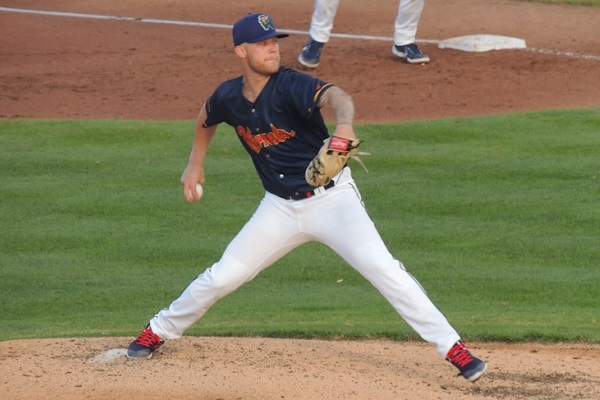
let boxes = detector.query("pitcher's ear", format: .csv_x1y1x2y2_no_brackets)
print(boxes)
234,44,247,58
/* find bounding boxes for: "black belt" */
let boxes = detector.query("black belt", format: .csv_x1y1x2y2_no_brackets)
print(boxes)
288,180,335,200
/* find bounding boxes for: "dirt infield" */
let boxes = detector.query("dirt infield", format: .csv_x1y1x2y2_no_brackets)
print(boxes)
1,1,599,399
2,0,600,122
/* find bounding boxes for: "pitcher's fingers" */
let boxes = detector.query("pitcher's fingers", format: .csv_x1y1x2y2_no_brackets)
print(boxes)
183,184,195,203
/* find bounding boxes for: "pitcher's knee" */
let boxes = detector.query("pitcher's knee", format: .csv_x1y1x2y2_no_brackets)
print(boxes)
197,257,253,297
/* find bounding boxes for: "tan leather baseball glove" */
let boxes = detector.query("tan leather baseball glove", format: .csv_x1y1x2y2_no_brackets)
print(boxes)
305,136,364,187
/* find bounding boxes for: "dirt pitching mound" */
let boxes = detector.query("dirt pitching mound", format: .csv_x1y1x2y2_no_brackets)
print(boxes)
1,338,599,400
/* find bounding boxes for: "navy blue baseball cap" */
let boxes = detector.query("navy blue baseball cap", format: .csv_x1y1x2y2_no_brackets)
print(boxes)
233,13,289,46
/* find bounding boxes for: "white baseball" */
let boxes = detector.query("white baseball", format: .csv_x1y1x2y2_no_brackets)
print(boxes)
192,183,203,199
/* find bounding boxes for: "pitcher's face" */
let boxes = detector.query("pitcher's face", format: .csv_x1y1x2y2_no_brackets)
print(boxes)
242,38,281,75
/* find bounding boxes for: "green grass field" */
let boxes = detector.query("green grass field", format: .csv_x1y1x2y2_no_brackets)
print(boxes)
1,109,599,342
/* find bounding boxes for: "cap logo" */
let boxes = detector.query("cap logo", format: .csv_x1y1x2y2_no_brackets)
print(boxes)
258,15,274,31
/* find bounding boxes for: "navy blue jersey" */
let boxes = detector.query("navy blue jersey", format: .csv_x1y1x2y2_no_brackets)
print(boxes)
203,67,334,199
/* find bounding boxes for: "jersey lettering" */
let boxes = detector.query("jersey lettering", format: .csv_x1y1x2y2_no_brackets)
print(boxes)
236,124,296,153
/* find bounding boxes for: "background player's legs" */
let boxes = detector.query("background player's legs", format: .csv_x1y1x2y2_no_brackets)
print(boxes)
392,0,429,63
394,0,424,46
308,0,341,43
299,0,341,68
150,195,310,340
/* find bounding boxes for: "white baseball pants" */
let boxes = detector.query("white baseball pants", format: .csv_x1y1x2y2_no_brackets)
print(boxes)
150,168,460,357
308,0,425,46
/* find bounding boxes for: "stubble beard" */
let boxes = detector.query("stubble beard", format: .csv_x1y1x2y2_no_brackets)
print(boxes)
250,55,280,77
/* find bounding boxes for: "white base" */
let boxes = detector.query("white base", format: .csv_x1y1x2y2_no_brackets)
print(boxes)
438,34,526,52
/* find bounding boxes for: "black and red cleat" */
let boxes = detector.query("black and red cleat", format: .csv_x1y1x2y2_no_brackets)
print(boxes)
446,340,487,382
127,324,164,359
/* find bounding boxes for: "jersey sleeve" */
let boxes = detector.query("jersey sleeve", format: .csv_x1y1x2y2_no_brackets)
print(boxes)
202,89,225,128
202,78,242,128
284,68,334,119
